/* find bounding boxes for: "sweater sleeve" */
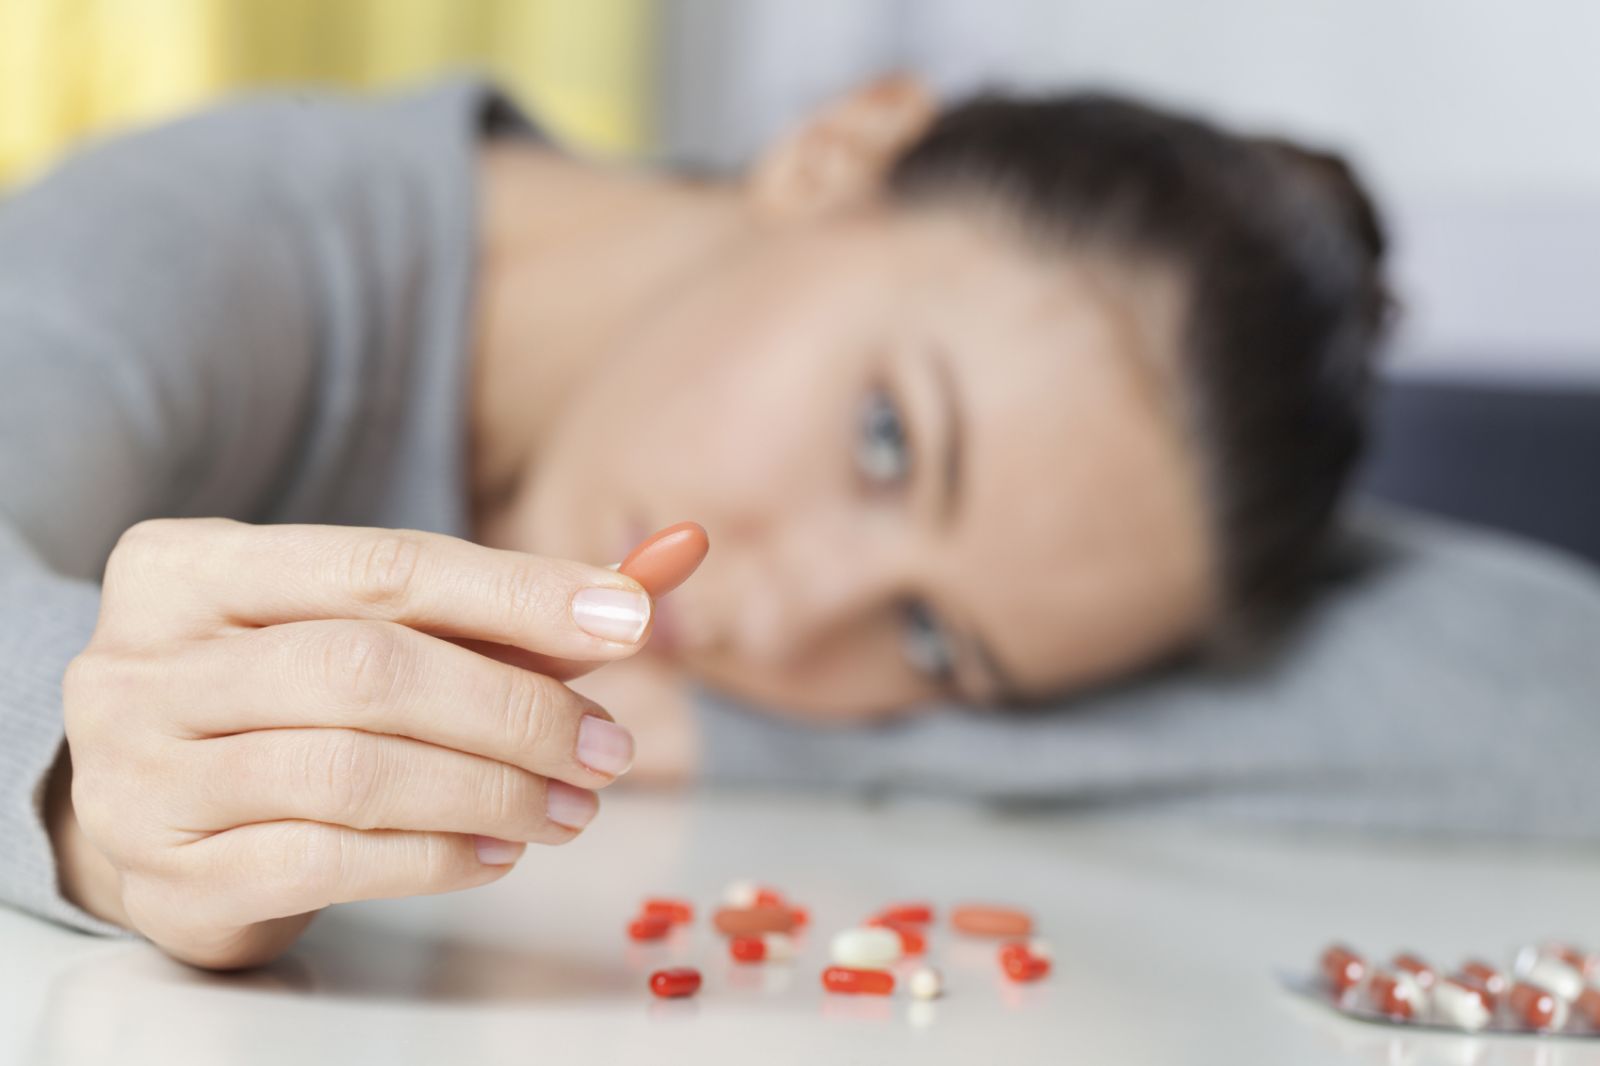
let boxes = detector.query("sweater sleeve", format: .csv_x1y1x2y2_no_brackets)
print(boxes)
0,97,332,932
696,510,1600,840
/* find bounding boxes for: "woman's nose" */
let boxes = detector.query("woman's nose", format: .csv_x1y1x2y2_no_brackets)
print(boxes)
725,512,897,667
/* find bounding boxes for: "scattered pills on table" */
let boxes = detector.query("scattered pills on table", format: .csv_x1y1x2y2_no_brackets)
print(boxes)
642,898,693,925
822,966,896,996
1509,982,1569,1031
627,914,672,942
1319,943,1366,996
907,967,944,1001
714,904,800,937
830,927,903,969
728,932,794,964
951,904,1033,937
1391,952,1436,992
649,967,703,999
1432,977,1491,1031
1366,970,1423,1021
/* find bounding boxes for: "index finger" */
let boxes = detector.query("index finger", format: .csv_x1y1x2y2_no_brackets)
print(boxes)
106,519,653,664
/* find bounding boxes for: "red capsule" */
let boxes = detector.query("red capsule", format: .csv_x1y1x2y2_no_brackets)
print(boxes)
1457,959,1507,1008
1367,971,1421,1021
789,905,809,929
822,966,895,996
628,914,672,941
874,903,934,925
1319,944,1367,996
649,967,702,999
730,936,766,962
642,898,693,924
867,919,926,956
1509,982,1568,1031
1002,949,1052,983
1391,952,1436,991
753,887,785,907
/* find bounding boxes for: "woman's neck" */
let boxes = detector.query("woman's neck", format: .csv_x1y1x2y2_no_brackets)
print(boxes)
468,143,748,526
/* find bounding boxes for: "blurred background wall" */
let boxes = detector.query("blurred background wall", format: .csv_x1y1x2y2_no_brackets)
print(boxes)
2,0,1595,554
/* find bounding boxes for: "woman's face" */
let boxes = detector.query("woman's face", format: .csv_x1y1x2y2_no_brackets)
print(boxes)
516,195,1215,721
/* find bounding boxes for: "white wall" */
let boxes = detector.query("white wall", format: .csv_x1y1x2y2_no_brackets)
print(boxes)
658,0,1600,382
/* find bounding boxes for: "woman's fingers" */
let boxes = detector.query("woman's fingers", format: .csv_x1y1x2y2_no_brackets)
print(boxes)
165,621,635,786
178,728,598,843
162,821,521,931
99,518,653,662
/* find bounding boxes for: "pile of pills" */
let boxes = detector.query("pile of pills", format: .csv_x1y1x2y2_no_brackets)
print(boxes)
1307,940,1600,1035
633,880,1051,1002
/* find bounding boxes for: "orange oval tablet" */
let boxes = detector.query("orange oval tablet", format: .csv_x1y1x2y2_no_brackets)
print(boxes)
951,903,1032,937
713,904,799,937
618,521,709,599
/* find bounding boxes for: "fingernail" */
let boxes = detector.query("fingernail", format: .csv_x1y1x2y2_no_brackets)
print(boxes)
473,835,525,866
546,781,599,830
571,586,650,643
577,715,635,777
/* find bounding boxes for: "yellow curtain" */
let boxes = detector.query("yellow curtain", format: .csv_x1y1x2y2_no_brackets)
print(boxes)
0,0,655,185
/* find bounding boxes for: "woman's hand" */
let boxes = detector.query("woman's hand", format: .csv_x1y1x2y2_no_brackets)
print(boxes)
53,517,676,969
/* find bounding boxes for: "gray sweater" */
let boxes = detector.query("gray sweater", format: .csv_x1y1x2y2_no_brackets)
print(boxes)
4,78,1598,938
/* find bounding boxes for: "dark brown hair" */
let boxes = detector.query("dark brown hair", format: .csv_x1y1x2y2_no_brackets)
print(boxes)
887,93,1392,657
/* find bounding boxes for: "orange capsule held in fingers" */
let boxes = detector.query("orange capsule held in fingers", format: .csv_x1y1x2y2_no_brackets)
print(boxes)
642,898,693,924
952,903,1032,937
617,522,710,599
649,967,702,998
822,966,895,996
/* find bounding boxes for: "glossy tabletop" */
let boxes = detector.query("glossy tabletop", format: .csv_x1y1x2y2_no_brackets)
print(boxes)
4,789,1598,1065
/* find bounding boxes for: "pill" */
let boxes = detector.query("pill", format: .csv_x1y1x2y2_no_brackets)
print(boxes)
1024,939,1054,961
753,887,785,907
1391,952,1437,991
1517,952,1585,1002
642,898,693,924
1367,970,1423,1021
999,942,1034,968
723,880,759,907
907,967,944,1000
830,927,903,969
628,914,671,941
873,921,926,956
1319,944,1367,996
1457,959,1507,1009
1509,982,1569,1031
1576,986,1600,1027
951,904,1032,937
617,522,710,599
1432,977,1492,1031
822,966,895,996
789,905,810,929
1001,950,1051,983
649,967,702,999
729,932,794,963
874,903,934,925
713,904,799,936
1547,942,1600,979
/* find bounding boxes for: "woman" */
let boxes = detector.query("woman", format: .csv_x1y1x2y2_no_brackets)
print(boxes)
1,73,1392,967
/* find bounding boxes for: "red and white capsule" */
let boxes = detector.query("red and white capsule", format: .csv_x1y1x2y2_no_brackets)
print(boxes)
1367,970,1424,1021
1319,944,1366,997
1432,977,1492,1031
867,919,926,956
999,942,1051,983
1515,946,1585,1002
1456,959,1507,1010
1509,982,1569,1031
1391,952,1437,992
728,932,795,963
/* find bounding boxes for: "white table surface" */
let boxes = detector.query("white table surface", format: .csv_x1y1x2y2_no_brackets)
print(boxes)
4,789,1599,1066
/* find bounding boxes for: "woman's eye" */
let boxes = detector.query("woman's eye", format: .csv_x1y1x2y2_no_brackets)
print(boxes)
856,386,910,487
900,598,955,685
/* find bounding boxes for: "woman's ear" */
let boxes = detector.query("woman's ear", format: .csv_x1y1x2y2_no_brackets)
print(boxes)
748,73,938,220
